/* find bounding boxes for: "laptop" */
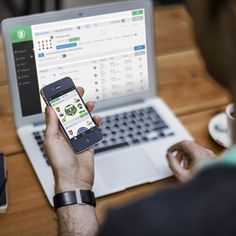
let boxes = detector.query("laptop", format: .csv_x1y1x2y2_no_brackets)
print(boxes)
1,0,193,206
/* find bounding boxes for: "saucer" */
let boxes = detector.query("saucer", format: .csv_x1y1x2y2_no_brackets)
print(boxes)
208,112,232,148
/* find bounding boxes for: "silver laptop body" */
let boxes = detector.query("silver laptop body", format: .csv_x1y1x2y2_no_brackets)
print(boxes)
2,0,193,206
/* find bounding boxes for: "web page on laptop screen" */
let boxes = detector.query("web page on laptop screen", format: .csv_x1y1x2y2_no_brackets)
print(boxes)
10,9,149,117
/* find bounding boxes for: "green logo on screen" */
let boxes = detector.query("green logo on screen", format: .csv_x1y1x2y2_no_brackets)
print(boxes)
17,30,26,40
65,104,77,116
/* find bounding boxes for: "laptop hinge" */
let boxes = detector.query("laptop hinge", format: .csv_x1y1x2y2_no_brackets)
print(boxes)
95,99,145,113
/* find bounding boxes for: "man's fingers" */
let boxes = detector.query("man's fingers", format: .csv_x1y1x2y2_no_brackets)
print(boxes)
168,142,183,153
168,140,195,156
93,115,102,126
45,106,59,138
77,87,84,97
85,101,101,125
183,157,190,169
77,88,95,112
167,151,191,181
86,101,95,112
166,152,185,178
76,87,94,112
175,152,183,163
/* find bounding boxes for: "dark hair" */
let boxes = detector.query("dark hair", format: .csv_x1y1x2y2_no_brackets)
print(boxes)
210,0,223,16
184,0,223,17
210,0,223,11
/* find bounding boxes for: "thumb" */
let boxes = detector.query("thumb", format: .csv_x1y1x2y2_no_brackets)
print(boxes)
166,152,185,180
45,106,59,138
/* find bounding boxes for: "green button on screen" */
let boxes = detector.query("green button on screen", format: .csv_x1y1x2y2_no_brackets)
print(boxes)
132,9,144,16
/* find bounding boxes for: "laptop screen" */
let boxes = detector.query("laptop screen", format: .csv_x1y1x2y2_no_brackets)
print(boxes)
10,9,149,117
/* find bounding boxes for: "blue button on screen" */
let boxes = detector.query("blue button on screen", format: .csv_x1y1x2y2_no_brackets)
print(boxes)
38,53,45,58
134,45,145,51
56,43,77,50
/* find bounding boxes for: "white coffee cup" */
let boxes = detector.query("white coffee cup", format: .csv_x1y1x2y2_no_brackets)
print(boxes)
226,103,235,146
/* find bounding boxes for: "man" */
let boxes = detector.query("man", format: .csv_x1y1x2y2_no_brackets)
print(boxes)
44,0,236,235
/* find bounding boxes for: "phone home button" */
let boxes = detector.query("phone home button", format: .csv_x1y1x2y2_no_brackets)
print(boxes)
85,138,90,144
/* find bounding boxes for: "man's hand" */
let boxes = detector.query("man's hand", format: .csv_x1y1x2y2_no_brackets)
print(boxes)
166,141,216,182
44,87,101,193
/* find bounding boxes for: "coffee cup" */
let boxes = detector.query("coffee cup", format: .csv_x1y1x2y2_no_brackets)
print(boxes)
225,103,236,146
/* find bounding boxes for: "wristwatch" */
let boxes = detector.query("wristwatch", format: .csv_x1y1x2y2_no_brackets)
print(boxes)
53,189,96,211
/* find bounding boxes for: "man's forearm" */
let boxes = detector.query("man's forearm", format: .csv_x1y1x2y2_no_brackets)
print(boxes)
57,205,98,236
55,178,99,236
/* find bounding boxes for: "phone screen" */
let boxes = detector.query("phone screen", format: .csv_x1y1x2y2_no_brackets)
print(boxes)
49,88,96,139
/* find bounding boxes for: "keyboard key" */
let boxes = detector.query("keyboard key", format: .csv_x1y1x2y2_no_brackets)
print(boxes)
102,140,108,145
159,133,166,138
153,123,168,130
147,107,155,113
132,139,140,144
147,132,158,140
34,135,41,141
37,141,43,146
142,137,149,142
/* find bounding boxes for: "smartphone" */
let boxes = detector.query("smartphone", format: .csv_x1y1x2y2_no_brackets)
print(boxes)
0,153,7,213
41,77,103,153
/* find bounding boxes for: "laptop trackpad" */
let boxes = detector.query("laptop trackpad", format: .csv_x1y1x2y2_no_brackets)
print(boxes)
96,150,158,189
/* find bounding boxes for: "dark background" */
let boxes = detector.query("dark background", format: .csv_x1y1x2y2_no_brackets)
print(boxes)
0,0,184,22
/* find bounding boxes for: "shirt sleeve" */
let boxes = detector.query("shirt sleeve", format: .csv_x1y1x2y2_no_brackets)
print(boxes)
199,146,236,171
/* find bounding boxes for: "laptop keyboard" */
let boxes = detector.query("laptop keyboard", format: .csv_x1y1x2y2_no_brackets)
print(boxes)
33,107,174,165
33,130,49,164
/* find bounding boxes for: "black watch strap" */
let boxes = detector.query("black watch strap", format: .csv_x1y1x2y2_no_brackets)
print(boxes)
53,189,96,211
